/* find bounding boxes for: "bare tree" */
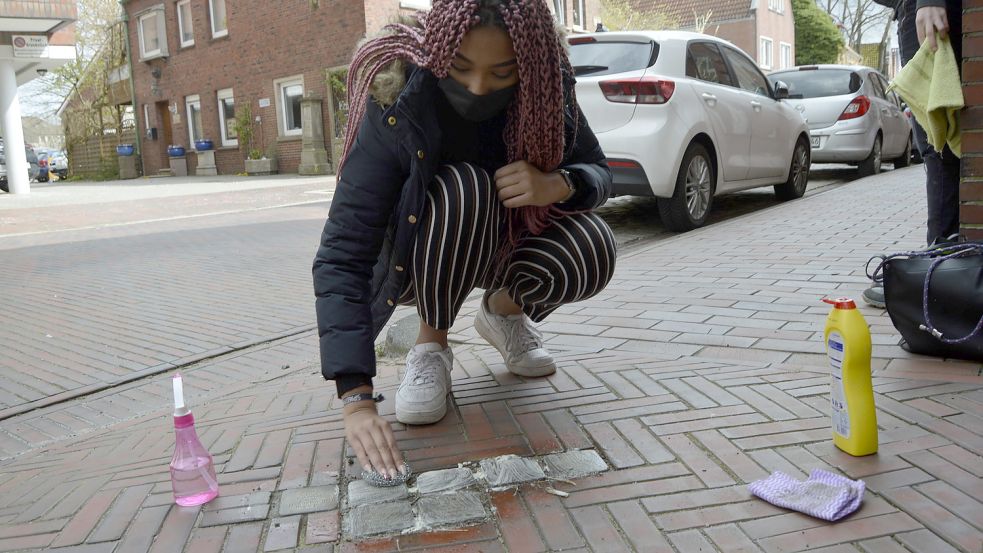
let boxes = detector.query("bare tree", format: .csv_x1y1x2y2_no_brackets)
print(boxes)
692,9,715,34
600,0,677,31
22,0,123,122
819,0,893,51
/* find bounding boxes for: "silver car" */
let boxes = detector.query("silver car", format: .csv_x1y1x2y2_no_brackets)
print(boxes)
768,65,912,176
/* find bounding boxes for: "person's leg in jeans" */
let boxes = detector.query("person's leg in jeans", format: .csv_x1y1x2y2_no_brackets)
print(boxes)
901,0,961,245
864,0,962,307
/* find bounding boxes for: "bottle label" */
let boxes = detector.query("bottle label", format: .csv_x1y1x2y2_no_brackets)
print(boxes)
828,331,850,438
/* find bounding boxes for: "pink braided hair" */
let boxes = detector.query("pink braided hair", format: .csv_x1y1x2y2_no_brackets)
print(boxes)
338,0,579,246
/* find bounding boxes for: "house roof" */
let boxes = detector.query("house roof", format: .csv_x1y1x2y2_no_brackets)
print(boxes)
631,0,754,28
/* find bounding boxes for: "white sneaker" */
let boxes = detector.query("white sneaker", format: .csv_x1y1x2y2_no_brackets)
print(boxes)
395,343,453,425
474,291,556,377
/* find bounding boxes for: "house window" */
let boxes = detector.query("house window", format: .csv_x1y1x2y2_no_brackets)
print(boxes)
217,88,237,147
399,0,431,8
177,0,194,47
768,0,785,12
759,36,774,70
186,94,203,145
275,76,304,137
780,42,793,69
572,0,586,28
137,7,167,60
209,0,228,38
549,0,566,24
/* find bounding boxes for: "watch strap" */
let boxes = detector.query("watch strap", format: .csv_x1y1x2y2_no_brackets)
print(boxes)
342,393,384,407
556,168,577,202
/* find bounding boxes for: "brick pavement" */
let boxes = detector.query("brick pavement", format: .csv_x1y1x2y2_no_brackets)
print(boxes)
0,205,330,419
0,167,981,552
0,170,842,417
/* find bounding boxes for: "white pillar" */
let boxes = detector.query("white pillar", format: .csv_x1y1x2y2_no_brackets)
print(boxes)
0,60,29,194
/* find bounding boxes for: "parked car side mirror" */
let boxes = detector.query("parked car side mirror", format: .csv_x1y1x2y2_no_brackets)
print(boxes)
774,81,790,100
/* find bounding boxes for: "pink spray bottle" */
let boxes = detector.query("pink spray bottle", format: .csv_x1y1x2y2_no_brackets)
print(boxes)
169,372,219,506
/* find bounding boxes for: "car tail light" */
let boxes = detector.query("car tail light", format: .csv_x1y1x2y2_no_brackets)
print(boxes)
568,36,597,45
838,95,870,121
607,160,642,169
599,78,675,104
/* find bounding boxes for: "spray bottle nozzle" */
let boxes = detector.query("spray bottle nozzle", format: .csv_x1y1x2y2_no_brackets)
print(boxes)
172,373,190,417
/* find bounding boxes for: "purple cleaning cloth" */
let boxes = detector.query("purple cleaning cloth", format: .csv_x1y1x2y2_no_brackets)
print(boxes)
748,469,865,521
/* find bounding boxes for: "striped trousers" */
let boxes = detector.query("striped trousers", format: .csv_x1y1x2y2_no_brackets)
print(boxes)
398,163,617,330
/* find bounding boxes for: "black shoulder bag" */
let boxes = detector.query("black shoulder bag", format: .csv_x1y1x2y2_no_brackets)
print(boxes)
868,241,983,361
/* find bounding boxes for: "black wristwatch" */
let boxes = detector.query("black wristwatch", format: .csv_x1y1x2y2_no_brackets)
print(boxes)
341,393,384,407
556,168,577,202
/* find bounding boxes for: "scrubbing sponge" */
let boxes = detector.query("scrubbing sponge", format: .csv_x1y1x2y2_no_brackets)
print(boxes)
361,463,412,487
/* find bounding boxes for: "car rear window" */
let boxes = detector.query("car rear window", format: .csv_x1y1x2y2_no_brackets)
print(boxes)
569,40,657,77
769,69,863,99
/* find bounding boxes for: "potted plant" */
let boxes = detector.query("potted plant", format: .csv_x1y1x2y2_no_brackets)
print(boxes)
233,103,254,156
167,144,186,157
244,148,277,175
194,138,214,151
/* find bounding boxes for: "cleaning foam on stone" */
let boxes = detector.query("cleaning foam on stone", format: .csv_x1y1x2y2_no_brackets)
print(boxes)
361,463,412,487
169,372,220,506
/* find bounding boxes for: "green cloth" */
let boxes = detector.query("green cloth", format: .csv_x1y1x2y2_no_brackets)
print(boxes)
888,35,964,158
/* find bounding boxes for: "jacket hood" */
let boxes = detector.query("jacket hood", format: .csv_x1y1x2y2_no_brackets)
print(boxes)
365,15,419,107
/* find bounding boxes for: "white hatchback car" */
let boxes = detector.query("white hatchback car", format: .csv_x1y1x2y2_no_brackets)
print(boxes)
569,31,811,231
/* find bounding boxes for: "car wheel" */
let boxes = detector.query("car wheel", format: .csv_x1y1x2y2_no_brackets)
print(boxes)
0,180,7,193
657,142,715,232
774,138,810,201
858,135,882,177
893,135,912,168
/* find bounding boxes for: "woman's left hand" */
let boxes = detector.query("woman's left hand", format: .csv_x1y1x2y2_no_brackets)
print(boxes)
916,6,949,51
494,161,570,208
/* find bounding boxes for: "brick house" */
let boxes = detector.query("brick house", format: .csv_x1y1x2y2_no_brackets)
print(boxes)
633,0,796,71
122,0,599,177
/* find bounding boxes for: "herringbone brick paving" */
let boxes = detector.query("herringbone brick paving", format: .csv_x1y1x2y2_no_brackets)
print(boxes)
0,338,979,552
0,168,980,551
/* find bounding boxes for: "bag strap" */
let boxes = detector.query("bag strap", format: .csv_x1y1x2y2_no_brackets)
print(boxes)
868,241,980,282
917,244,983,344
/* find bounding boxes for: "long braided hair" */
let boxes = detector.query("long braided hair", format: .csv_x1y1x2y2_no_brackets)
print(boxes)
339,0,579,245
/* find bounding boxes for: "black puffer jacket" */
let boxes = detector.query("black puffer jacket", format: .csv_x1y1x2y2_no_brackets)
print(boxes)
312,65,612,390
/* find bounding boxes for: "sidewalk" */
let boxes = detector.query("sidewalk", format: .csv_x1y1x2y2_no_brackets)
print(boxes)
0,168,980,552
0,174,335,240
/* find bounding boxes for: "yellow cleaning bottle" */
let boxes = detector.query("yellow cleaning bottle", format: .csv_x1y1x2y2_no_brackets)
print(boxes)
822,297,878,456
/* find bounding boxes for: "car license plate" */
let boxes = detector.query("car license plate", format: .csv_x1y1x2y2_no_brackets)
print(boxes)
810,136,821,148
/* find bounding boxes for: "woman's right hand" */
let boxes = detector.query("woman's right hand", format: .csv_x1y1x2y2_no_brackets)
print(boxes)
343,400,405,480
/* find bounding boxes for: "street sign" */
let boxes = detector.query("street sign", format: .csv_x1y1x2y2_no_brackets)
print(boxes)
12,35,49,58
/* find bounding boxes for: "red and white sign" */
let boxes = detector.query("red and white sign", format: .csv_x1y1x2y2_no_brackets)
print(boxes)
12,35,49,58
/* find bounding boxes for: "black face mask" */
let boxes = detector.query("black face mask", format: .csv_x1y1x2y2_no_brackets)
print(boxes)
438,77,516,122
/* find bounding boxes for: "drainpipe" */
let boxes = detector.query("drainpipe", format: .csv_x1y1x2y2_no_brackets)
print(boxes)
119,0,143,176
